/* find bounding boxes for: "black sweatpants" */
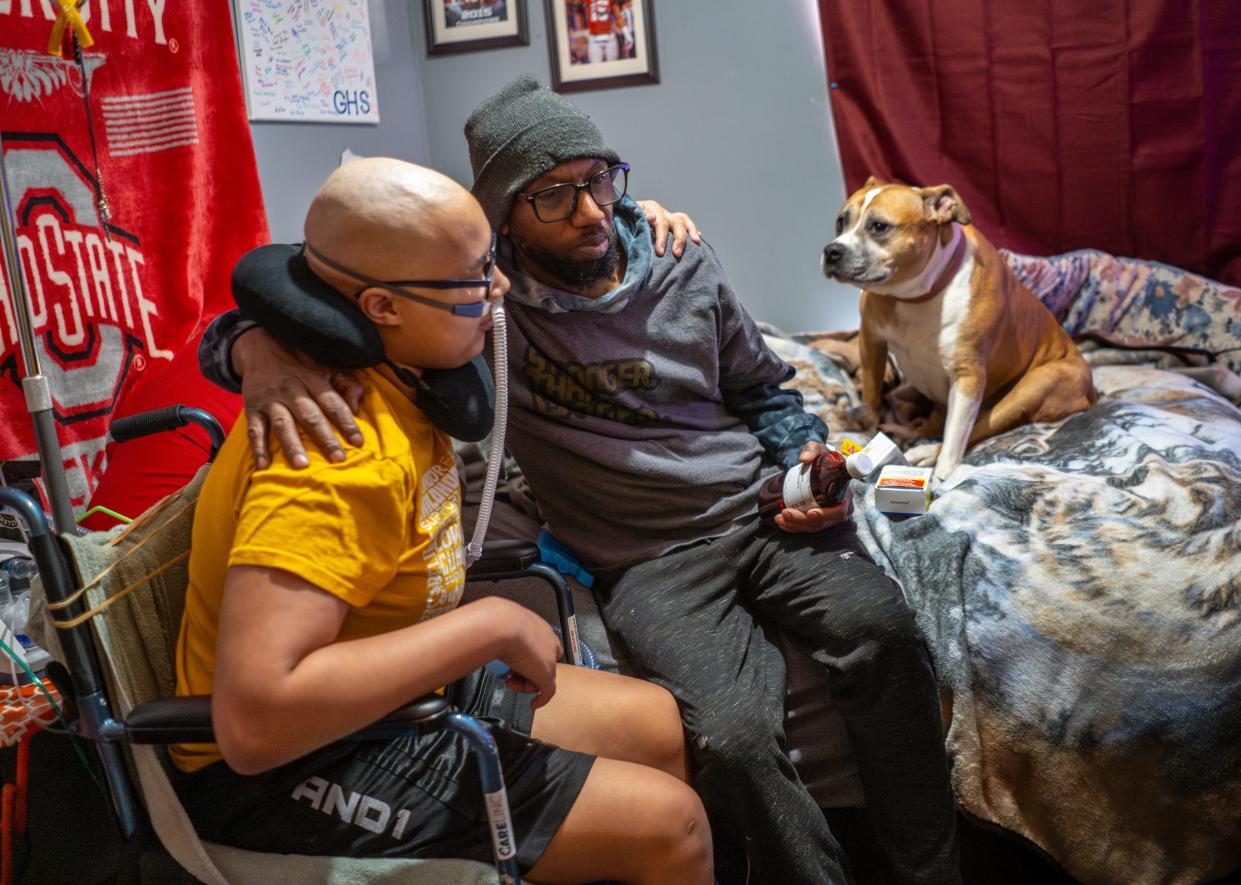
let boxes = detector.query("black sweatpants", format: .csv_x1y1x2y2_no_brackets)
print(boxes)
594,516,960,885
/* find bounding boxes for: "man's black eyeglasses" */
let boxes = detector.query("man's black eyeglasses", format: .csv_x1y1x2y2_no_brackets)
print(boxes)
302,234,496,318
517,162,630,223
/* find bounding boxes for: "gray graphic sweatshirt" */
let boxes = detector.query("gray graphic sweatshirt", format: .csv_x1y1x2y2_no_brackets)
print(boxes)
200,198,826,571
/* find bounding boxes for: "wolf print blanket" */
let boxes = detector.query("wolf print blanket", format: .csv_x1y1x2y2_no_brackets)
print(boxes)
839,365,1241,885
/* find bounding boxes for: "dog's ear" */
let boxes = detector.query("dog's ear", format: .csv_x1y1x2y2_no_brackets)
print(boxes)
862,175,887,190
920,185,972,225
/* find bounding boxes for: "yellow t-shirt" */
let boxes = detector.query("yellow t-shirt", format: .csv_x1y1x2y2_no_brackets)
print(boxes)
171,368,465,773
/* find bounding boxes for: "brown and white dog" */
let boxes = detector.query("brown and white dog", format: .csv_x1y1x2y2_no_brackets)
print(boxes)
822,176,1096,480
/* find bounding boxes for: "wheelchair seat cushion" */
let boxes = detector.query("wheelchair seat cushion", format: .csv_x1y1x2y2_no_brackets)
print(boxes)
203,843,498,885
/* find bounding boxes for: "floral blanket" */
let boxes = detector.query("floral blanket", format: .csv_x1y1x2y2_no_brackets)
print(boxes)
1004,248,1241,377
766,252,1241,885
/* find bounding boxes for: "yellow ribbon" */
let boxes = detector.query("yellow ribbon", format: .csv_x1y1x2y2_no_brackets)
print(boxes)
48,0,94,57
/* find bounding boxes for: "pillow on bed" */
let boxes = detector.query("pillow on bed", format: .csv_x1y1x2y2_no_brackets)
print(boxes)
1003,248,1241,375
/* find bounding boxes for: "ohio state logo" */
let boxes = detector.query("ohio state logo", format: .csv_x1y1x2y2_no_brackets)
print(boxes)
0,133,171,504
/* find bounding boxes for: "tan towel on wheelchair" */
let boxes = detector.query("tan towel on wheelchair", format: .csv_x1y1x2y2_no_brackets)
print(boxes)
28,466,497,885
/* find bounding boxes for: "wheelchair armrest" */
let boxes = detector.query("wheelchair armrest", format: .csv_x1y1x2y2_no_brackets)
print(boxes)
463,541,583,667
466,538,540,578
123,694,452,745
350,695,451,740
125,696,214,744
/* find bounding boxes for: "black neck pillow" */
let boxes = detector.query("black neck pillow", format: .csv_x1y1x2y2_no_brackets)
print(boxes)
230,244,494,442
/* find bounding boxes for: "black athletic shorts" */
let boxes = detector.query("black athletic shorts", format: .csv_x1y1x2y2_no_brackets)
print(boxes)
173,667,595,873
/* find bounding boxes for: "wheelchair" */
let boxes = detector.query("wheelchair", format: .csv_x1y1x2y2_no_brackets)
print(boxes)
4,405,590,885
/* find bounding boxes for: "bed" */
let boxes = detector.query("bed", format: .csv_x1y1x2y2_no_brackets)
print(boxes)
761,249,1241,885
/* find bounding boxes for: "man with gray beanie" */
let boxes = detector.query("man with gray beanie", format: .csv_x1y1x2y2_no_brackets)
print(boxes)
200,74,960,885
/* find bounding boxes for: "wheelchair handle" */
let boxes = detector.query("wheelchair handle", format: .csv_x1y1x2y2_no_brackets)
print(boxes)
0,486,50,539
110,405,226,461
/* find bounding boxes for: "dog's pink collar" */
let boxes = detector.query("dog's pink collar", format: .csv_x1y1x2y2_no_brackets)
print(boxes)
900,227,968,304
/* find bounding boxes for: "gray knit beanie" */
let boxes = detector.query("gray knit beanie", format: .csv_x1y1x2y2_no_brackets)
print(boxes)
466,74,620,228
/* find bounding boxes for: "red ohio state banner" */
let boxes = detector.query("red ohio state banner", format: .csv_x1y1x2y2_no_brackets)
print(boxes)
0,0,266,513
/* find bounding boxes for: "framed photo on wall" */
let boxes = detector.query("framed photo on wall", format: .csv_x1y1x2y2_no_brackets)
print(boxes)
423,0,529,55
546,0,659,92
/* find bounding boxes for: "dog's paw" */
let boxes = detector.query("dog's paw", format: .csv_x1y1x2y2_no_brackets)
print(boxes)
851,402,881,431
905,443,942,467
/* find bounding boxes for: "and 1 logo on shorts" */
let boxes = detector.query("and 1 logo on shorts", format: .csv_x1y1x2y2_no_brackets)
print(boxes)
292,776,414,841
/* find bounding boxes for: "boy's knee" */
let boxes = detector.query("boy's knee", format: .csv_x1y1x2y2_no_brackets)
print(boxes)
615,683,689,779
648,685,690,776
644,783,712,874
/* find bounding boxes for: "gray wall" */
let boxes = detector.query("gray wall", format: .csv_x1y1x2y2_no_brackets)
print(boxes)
411,0,859,332
246,0,859,331
247,0,432,243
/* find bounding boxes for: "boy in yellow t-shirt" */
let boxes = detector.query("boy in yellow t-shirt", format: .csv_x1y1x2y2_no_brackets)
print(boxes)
173,366,464,772
172,159,712,884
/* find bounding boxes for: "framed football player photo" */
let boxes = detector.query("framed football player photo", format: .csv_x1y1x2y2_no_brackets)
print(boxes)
546,0,659,92
423,0,529,55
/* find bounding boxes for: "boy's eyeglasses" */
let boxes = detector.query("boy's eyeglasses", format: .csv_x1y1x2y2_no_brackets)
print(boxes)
517,163,630,223
302,234,497,318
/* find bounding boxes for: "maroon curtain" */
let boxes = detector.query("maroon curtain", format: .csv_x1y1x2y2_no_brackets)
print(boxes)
818,0,1241,285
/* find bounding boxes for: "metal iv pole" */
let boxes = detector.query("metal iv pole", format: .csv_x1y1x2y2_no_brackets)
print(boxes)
0,133,78,534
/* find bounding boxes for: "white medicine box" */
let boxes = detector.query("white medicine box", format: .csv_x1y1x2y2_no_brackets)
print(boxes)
874,466,933,515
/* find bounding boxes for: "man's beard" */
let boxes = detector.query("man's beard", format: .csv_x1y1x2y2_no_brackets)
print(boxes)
513,227,622,292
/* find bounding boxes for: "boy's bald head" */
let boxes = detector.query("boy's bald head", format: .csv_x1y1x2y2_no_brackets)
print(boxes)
303,157,488,289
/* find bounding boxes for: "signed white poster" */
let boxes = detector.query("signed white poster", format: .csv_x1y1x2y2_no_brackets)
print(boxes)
235,0,380,123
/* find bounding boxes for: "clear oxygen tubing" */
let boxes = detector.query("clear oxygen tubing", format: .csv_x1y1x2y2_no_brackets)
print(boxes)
464,301,508,566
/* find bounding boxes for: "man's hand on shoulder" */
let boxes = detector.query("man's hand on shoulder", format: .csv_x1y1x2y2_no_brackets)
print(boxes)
774,440,855,534
637,199,702,259
232,327,365,469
